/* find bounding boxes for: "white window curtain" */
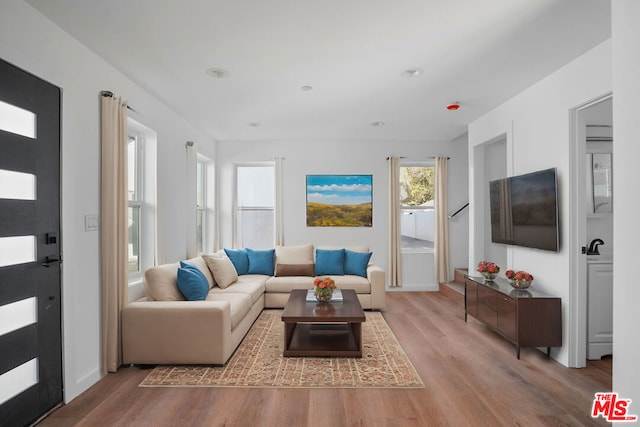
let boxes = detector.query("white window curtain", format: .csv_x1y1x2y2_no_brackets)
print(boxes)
388,156,402,287
100,92,128,373
434,156,450,283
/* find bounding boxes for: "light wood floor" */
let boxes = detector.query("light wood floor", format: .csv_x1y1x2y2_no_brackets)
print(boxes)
40,291,611,426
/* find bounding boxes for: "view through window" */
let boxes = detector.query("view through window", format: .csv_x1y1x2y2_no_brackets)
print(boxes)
235,164,275,249
127,133,142,273
400,165,435,252
196,155,208,254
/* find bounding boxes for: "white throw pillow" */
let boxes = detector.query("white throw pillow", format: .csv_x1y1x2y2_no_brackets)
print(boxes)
203,254,238,289
275,244,314,265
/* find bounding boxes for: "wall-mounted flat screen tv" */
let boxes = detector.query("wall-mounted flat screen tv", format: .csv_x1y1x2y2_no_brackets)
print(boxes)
489,168,559,252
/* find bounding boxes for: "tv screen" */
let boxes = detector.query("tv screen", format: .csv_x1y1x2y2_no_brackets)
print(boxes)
489,168,559,251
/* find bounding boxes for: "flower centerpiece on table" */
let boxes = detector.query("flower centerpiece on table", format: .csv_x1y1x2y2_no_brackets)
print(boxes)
313,276,337,302
505,270,534,289
477,261,500,282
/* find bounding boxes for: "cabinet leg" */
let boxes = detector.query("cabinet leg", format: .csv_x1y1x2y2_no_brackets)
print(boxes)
546,347,551,358
516,345,520,359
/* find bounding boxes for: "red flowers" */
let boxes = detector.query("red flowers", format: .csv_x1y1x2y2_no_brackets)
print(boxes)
477,261,500,274
505,269,534,282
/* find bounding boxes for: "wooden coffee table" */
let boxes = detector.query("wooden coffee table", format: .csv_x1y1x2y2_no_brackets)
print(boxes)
281,289,366,357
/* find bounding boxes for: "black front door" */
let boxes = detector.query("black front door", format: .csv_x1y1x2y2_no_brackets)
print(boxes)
0,58,62,426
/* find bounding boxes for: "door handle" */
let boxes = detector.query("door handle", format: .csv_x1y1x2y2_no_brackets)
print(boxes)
42,256,62,268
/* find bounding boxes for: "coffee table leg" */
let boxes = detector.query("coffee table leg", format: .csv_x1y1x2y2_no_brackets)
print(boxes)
350,322,362,357
284,322,295,354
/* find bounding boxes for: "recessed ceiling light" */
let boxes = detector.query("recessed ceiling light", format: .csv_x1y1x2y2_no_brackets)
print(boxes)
402,68,423,77
249,122,261,127
206,68,228,78
371,121,385,127
301,85,313,91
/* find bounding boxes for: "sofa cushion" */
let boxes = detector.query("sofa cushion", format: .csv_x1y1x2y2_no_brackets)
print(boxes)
176,261,209,301
315,248,345,276
205,292,252,330
185,256,215,289
246,248,275,275
210,274,267,305
332,275,371,293
344,249,372,278
224,248,249,275
143,262,184,301
275,244,314,264
265,276,314,293
275,263,315,277
203,254,238,289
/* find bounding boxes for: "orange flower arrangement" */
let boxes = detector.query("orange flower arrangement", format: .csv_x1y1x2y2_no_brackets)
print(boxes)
313,276,337,301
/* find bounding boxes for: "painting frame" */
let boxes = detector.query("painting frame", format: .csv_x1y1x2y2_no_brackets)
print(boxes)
306,174,373,227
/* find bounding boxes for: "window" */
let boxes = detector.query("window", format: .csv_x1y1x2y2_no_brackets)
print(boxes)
196,155,208,254
127,133,142,274
400,164,435,252
126,118,156,288
235,163,275,249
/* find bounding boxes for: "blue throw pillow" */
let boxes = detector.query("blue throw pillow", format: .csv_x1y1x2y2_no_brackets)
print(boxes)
224,248,249,275
315,249,345,276
246,248,275,275
344,249,372,278
176,261,209,301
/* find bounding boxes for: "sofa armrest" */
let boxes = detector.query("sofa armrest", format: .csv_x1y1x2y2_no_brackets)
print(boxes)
122,300,232,365
367,264,386,309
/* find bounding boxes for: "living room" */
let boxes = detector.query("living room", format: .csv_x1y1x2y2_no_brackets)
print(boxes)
1,0,639,425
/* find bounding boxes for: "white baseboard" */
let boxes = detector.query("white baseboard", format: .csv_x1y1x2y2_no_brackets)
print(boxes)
64,367,102,403
386,284,439,292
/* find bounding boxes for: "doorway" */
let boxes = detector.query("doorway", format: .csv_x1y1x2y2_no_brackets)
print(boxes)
0,58,63,425
569,94,613,368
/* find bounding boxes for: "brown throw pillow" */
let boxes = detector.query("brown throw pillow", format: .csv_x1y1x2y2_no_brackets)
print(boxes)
275,263,315,277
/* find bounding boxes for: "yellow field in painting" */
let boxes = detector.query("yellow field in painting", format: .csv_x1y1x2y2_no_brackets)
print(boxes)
306,202,372,227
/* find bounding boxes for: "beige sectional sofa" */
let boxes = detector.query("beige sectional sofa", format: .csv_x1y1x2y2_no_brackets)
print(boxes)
122,245,385,366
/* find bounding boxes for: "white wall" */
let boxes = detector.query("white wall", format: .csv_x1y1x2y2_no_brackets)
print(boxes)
0,0,215,402
216,136,469,286
482,138,507,271
612,0,640,408
468,39,612,367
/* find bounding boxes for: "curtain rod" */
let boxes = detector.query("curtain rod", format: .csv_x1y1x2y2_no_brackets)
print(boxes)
386,156,450,160
101,90,136,112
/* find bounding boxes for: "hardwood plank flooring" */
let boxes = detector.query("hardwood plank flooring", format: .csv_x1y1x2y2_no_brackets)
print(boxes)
39,291,611,427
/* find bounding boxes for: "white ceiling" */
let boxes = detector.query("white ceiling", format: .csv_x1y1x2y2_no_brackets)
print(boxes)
26,0,611,142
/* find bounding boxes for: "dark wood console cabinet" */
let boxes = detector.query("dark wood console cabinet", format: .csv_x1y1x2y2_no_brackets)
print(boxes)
465,276,562,359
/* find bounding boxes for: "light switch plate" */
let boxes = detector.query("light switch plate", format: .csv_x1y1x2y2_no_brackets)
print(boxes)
85,214,99,231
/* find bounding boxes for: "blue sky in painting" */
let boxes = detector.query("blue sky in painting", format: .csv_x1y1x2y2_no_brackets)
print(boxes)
306,175,372,205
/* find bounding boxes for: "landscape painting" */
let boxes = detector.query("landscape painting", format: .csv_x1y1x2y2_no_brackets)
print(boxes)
306,175,372,227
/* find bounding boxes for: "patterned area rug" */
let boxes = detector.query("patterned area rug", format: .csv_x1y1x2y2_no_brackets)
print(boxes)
139,310,424,388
